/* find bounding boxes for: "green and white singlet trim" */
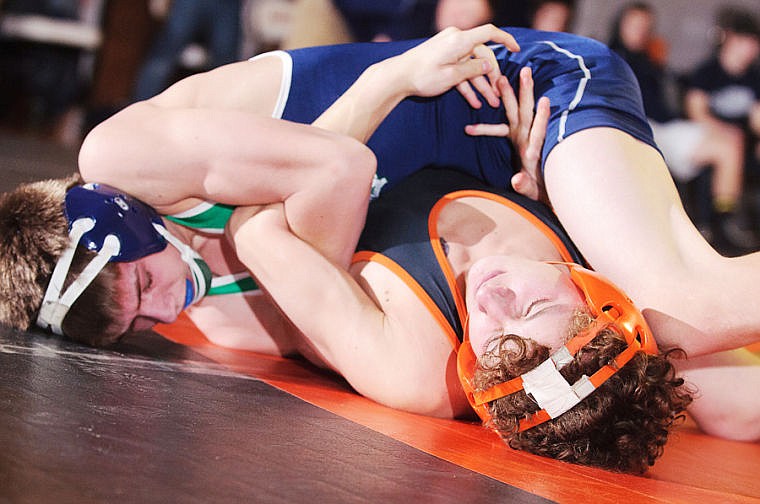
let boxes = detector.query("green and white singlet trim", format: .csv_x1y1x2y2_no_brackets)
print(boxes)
209,273,259,296
165,201,235,235
168,203,260,296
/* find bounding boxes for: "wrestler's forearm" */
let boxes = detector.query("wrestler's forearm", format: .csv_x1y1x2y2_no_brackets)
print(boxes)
79,101,370,203
231,204,461,417
311,24,520,144
79,100,376,266
311,59,408,144
230,203,382,372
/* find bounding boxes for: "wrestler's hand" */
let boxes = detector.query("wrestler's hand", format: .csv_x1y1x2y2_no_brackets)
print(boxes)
398,24,520,109
465,67,550,202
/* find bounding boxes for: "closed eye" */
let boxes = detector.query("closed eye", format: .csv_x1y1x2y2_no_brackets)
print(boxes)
129,266,149,333
524,298,550,318
144,270,153,292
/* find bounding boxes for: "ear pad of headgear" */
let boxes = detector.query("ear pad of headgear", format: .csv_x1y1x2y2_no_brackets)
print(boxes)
65,183,168,262
565,265,658,355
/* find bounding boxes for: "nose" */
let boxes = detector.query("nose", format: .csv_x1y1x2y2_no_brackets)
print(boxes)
476,284,517,320
138,288,178,325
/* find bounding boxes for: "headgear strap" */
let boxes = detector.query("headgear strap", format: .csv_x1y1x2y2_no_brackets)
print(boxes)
37,218,121,335
457,263,658,432
36,183,211,336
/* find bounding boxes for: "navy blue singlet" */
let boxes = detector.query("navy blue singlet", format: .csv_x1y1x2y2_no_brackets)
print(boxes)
355,168,585,342
271,27,656,196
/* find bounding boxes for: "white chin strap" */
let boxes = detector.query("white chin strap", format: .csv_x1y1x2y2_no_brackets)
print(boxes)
36,221,209,337
152,223,209,307
36,218,121,336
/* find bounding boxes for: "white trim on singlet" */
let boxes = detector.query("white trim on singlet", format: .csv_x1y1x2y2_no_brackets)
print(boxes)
167,200,225,235
169,200,215,219
248,49,292,119
189,226,224,235
167,50,295,229
211,273,264,297
486,40,591,144
539,40,591,142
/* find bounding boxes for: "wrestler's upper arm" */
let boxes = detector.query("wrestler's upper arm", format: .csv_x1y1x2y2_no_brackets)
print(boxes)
230,203,462,416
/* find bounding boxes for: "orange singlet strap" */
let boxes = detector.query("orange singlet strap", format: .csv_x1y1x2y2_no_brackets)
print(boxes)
352,251,461,351
428,190,578,334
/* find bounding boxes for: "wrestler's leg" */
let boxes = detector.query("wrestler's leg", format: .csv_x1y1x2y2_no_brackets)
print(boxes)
691,121,745,209
675,348,760,441
544,127,760,356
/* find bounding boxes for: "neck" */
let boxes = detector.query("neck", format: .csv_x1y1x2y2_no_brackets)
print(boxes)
435,196,567,293
163,218,196,247
161,215,245,277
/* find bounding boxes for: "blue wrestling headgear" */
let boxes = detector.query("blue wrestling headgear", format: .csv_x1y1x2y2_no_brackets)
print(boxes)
36,183,212,336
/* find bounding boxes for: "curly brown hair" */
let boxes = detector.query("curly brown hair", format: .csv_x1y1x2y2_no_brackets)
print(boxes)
0,176,126,346
473,312,693,474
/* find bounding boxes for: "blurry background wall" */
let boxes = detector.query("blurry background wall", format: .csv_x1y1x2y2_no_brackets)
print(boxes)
574,0,759,73
1,0,758,141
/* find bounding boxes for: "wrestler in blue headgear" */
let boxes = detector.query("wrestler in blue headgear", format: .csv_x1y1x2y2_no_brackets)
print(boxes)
36,184,211,335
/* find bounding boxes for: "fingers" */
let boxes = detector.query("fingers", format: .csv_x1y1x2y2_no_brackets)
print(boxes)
461,24,520,53
457,26,518,105
517,67,535,143
452,56,499,107
456,81,482,109
464,123,510,136
432,25,519,108
472,43,502,103
469,74,500,108
498,76,519,128
510,172,540,201
528,96,550,158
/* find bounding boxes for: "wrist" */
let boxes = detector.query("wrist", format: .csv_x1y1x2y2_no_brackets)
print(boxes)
366,57,413,102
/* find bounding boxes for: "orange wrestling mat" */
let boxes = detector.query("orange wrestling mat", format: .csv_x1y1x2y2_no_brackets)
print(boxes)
156,314,760,504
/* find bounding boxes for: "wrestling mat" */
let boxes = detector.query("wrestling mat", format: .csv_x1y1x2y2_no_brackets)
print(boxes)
155,313,760,504
1,134,758,502
2,304,759,503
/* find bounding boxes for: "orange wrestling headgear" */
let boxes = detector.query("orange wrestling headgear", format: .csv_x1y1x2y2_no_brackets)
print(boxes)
457,263,658,432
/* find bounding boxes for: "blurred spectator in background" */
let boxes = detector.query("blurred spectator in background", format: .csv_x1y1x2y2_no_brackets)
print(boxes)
333,0,437,42
282,0,531,49
529,0,575,32
610,2,756,254
685,6,760,179
132,0,242,101
280,0,352,49
0,0,94,142
281,0,436,48
435,0,493,33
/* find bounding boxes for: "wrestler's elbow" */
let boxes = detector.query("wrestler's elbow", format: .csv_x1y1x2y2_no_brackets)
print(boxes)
693,406,760,442
78,121,110,182
346,362,457,419
79,102,156,184
326,135,377,190
355,380,455,419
